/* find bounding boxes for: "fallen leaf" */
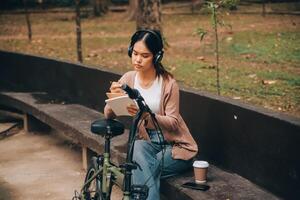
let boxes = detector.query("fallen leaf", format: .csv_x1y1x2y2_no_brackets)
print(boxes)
262,80,276,85
88,52,98,57
170,66,176,72
248,74,257,78
197,56,205,61
226,37,233,42
242,54,256,59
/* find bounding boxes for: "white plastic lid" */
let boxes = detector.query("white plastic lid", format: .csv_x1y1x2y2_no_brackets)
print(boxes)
193,160,209,168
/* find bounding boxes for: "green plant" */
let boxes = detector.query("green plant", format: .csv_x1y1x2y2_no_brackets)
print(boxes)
196,0,239,95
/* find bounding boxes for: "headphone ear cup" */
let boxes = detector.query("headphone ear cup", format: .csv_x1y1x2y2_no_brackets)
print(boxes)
128,45,133,57
154,51,164,65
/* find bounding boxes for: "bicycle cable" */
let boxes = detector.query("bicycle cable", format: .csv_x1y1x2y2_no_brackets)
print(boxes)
121,84,169,193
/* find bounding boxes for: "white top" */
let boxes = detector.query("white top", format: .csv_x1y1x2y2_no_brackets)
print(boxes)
134,74,162,114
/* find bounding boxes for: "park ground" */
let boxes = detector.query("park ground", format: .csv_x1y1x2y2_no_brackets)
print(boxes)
0,123,123,200
0,2,299,118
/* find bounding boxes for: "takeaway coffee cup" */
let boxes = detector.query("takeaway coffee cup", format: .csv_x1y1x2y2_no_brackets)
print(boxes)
193,161,209,183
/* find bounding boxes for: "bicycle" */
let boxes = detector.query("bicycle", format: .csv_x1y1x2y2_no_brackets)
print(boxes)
73,84,165,200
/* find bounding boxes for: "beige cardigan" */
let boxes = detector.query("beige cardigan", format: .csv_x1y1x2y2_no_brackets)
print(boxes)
104,71,198,160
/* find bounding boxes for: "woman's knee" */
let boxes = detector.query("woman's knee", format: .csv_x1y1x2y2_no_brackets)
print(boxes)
133,140,152,160
133,140,159,169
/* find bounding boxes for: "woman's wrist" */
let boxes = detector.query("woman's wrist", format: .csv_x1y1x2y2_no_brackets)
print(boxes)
144,113,151,126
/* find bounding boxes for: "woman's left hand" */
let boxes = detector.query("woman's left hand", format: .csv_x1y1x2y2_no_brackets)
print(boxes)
127,104,150,119
127,104,139,116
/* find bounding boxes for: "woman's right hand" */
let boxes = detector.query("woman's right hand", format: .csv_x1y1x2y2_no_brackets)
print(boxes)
109,81,124,93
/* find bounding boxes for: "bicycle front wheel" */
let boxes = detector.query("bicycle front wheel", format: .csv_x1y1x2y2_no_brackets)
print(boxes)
82,157,110,200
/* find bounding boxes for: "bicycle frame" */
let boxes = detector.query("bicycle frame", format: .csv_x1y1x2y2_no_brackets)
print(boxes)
81,155,125,198
80,106,145,200
75,90,155,200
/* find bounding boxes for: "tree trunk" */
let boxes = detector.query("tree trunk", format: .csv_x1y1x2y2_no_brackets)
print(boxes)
75,0,83,63
191,0,204,13
212,4,220,95
126,0,139,21
93,0,101,16
262,0,266,17
22,0,32,41
100,0,109,14
136,0,161,31
93,0,109,16
37,0,45,10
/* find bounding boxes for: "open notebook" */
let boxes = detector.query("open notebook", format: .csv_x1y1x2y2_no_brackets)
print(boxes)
105,93,136,116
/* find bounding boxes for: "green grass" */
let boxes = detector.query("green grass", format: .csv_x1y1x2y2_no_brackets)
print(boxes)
258,70,300,86
224,31,300,65
168,59,217,90
84,36,128,47
0,11,299,117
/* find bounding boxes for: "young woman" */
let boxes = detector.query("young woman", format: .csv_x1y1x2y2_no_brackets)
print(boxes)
104,29,198,200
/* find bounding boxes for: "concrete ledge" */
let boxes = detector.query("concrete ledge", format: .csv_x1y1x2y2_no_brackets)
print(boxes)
0,91,280,199
0,92,128,168
161,165,279,200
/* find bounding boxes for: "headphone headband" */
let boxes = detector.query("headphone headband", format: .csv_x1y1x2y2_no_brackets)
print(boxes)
131,29,163,49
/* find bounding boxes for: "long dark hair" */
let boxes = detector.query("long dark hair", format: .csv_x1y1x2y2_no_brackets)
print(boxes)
130,30,173,80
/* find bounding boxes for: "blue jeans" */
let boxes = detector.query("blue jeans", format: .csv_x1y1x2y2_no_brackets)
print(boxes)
132,130,192,200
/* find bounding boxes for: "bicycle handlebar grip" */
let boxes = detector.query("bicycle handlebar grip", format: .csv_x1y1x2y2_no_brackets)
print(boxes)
121,84,141,100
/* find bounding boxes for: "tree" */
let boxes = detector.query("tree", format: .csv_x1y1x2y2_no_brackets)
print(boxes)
136,0,161,31
191,0,205,13
126,0,139,21
75,0,83,63
210,2,221,95
262,0,266,17
196,0,238,95
22,0,32,41
93,0,101,16
93,0,109,16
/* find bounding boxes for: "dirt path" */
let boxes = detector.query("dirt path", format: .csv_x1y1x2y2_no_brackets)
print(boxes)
0,124,122,200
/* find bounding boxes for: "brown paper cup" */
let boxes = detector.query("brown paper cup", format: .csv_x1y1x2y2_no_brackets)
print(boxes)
193,161,209,183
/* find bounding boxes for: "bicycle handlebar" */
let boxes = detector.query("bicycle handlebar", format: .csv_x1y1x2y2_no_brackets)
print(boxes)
121,84,152,115
121,84,143,100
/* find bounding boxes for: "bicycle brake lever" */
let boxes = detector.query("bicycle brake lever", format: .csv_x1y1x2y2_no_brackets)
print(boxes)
133,161,142,171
